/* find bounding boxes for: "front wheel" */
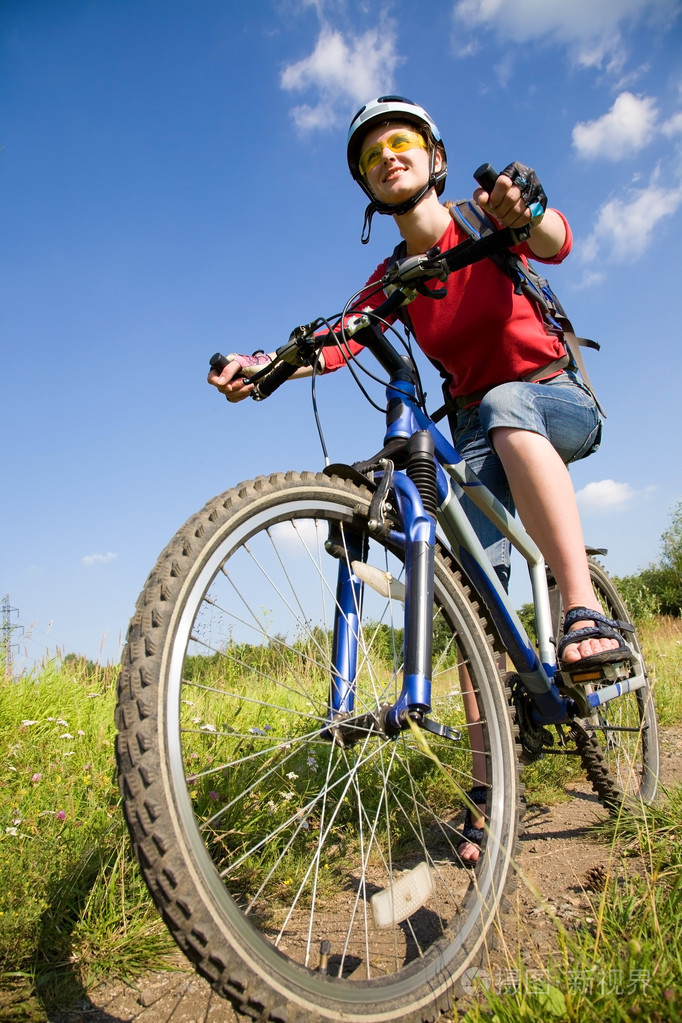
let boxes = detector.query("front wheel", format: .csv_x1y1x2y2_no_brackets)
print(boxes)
116,471,520,1023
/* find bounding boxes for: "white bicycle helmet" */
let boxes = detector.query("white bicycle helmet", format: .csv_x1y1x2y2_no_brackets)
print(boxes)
347,96,447,242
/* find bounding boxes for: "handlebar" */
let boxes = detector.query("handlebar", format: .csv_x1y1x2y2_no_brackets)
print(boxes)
209,349,299,402
211,164,529,400
473,162,499,193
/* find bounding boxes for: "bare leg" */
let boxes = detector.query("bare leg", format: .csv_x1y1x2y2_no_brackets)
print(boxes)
490,427,619,663
457,660,499,865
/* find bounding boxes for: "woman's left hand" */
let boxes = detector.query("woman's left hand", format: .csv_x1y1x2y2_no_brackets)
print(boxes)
474,161,546,231
474,162,566,258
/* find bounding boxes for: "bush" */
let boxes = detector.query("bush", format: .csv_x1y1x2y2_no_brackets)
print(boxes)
611,574,662,623
610,501,682,622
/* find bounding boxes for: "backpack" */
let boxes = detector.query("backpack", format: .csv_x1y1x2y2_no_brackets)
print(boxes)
387,200,603,420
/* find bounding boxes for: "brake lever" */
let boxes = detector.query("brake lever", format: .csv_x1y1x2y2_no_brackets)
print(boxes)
383,252,450,288
247,322,322,386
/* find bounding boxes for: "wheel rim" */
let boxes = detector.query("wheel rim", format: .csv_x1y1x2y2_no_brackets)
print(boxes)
158,490,515,1005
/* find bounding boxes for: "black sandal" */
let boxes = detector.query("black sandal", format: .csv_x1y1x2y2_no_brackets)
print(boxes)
558,606,635,672
457,786,487,867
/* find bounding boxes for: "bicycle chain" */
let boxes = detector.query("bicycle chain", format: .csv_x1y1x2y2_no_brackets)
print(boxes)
568,720,626,812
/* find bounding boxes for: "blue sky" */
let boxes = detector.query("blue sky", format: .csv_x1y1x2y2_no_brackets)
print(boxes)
2,0,681,668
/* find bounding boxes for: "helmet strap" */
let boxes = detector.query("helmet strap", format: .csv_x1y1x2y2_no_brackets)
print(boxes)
361,203,378,245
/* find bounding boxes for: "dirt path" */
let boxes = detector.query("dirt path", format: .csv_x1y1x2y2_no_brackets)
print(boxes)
48,728,682,1023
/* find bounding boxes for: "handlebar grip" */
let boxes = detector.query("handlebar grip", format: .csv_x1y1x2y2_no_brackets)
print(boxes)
473,163,498,194
209,352,229,373
252,359,297,400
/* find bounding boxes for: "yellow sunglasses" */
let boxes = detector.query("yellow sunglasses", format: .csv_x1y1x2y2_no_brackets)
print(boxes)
358,130,427,177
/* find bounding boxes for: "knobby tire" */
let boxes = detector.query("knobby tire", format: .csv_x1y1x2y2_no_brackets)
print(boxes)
116,471,521,1023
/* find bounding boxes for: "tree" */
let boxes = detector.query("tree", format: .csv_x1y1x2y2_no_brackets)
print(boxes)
661,500,682,578
614,500,682,620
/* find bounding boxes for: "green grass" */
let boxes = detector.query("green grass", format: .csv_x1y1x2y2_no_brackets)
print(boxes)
638,616,682,726
0,657,176,1018
1,616,680,1020
461,790,682,1023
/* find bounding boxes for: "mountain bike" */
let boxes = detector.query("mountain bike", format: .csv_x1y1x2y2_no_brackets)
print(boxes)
115,175,659,1023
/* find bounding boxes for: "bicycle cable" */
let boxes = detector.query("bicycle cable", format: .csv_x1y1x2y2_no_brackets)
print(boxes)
305,275,430,463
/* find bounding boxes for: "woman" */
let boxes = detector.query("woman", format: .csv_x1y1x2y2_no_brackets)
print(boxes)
208,96,632,863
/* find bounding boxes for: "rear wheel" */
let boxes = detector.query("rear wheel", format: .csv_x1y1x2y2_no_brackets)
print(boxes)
557,558,659,807
116,471,520,1022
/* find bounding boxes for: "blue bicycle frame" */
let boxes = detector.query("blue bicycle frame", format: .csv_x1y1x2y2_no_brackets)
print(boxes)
245,230,648,742
326,372,647,736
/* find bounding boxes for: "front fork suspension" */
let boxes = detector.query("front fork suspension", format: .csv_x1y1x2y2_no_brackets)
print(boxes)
324,432,438,739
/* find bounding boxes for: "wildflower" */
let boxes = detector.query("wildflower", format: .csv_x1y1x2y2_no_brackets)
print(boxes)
286,772,299,780
249,727,266,736
31,774,42,783
307,757,318,769
60,733,74,740
63,752,75,757
209,791,218,800
56,810,66,821
200,723,217,732
282,792,295,801
5,827,18,837
87,693,101,698
83,776,92,786
267,800,277,813
21,720,39,727
56,718,68,726
77,730,85,737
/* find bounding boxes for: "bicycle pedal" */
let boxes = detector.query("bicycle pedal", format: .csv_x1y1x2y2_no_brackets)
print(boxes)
562,660,632,686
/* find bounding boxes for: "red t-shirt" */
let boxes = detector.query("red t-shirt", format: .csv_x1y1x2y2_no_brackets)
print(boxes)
323,211,573,401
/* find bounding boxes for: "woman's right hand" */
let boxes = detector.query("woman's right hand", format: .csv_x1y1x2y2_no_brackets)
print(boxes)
207,352,273,403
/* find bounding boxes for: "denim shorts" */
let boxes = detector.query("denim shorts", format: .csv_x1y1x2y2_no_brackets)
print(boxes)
451,371,602,590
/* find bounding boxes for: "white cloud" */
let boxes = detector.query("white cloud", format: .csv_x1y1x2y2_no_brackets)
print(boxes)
581,174,682,263
451,0,679,68
270,519,322,554
82,552,117,567
572,93,659,160
576,480,635,513
574,269,606,290
280,24,400,131
662,111,682,137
